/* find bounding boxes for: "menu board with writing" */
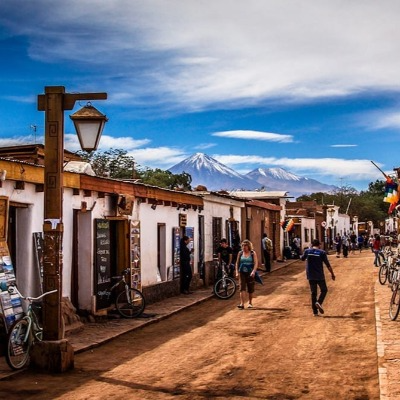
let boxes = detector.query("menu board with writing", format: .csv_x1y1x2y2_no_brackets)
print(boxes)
185,227,195,271
33,232,44,293
172,227,180,280
95,219,111,309
130,220,141,290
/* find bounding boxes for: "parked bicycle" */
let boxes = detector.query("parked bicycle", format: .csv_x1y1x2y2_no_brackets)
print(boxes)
214,262,237,300
379,260,389,285
6,286,58,370
389,260,400,321
100,268,145,318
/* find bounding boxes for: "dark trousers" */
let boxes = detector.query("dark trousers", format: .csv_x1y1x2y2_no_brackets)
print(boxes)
263,250,271,272
343,245,348,258
308,279,328,314
181,266,193,292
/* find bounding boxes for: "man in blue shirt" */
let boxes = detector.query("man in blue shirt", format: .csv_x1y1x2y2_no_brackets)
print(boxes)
301,239,336,316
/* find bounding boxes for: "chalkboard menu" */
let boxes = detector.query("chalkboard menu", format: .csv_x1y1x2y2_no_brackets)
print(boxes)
33,232,44,294
130,220,141,290
172,227,181,280
95,219,111,309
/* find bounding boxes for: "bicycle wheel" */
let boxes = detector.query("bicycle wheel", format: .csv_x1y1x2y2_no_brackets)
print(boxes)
389,284,400,321
379,264,388,285
388,267,394,284
116,288,145,318
6,319,31,370
214,277,236,299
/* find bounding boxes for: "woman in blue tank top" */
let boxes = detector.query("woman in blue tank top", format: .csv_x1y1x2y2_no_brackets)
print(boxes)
235,239,259,309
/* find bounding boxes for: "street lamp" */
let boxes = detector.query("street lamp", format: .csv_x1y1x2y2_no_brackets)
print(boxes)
327,208,335,227
70,102,108,152
35,86,107,372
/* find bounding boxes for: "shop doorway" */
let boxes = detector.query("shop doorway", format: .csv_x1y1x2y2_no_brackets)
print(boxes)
157,223,166,281
93,218,130,312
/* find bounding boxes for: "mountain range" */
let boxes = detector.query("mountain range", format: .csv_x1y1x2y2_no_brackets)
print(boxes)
169,153,337,198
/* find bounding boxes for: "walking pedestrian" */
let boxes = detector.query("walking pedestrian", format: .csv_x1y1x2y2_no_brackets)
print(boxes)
342,233,349,258
180,235,193,294
301,239,336,316
334,234,342,258
261,233,273,272
350,232,357,254
357,234,364,253
235,239,259,309
372,234,383,267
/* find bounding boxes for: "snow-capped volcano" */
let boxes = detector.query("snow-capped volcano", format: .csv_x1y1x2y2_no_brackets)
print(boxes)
169,153,337,196
168,153,260,190
246,167,337,197
254,167,302,181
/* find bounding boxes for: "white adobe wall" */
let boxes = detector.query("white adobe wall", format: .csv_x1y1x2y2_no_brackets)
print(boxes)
1,181,44,298
202,196,242,263
136,202,199,286
301,217,315,249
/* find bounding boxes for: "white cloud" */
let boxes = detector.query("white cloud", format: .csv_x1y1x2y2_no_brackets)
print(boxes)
126,147,188,169
369,111,400,130
213,130,293,143
213,153,383,182
194,143,217,150
330,144,357,148
64,134,150,152
3,1,400,109
0,136,38,146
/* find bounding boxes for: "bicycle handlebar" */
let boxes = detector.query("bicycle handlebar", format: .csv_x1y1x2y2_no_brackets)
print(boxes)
8,285,58,302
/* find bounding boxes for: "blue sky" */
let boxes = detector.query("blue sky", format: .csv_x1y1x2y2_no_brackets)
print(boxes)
1,1,400,191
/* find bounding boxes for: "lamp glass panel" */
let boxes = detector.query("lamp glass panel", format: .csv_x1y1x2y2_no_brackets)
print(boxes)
75,121,104,151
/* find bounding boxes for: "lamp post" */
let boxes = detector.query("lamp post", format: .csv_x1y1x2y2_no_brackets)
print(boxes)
327,207,335,247
35,86,107,372
352,215,358,236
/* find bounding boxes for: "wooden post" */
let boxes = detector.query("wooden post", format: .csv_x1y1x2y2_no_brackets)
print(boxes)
42,86,65,341
36,86,107,372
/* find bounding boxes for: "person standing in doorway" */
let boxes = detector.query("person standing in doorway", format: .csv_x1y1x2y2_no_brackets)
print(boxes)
301,239,335,316
261,233,273,273
292,235,301,258
235,240,259,309
180,236,193,294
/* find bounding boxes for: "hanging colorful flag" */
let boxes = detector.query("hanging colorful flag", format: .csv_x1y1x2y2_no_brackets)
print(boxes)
280,218,295,232
384,176,399,214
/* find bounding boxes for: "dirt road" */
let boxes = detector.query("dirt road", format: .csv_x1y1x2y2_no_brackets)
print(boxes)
0,252,379,399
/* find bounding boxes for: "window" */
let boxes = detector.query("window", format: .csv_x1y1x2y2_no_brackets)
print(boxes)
304,228,310,243
212,217,222,257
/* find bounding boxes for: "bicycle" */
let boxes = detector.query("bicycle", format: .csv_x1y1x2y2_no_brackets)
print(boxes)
6,286,57,370
214,262,237,300
100,268,145,318
379,260,388,285
385,250,398,285
389,260,400,321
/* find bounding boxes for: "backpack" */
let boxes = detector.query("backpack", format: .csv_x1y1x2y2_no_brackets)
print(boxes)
265,238,273,252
